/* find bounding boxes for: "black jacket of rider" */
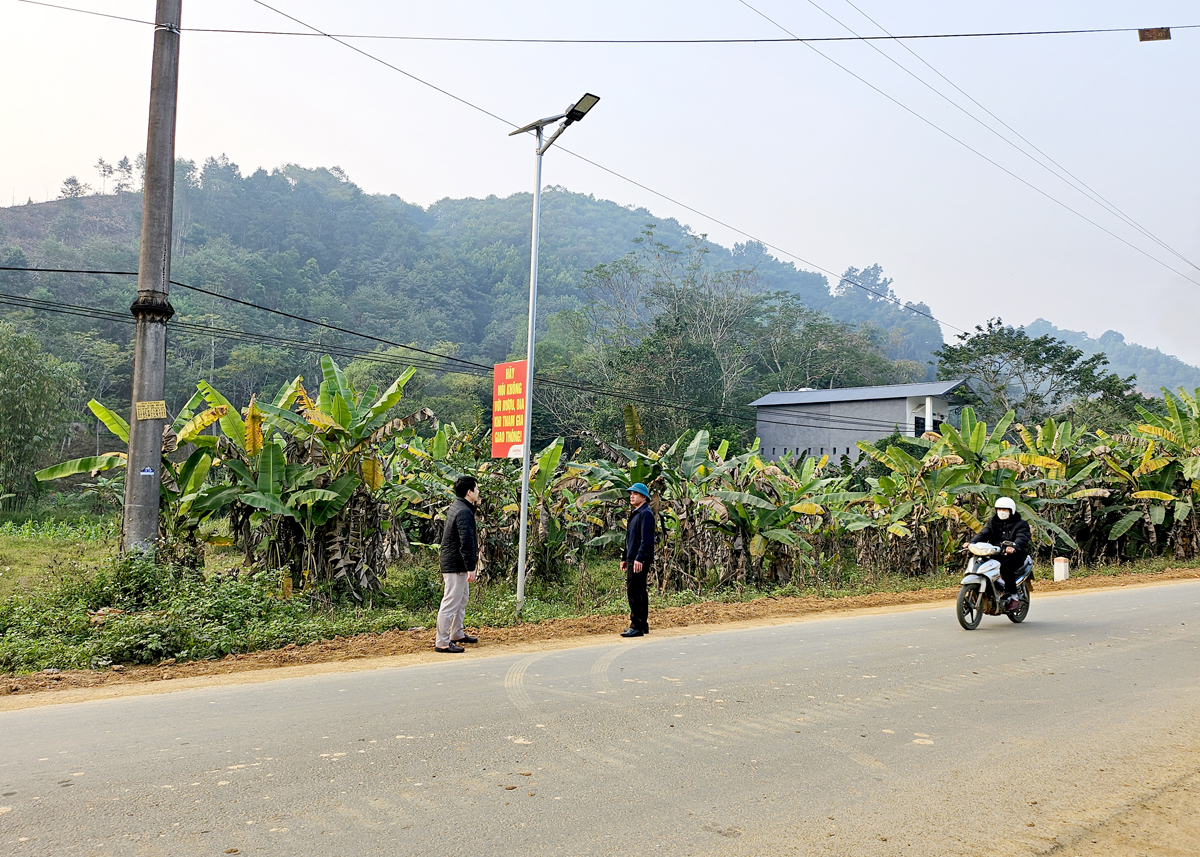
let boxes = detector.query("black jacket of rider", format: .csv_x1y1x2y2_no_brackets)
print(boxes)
971,512,1031,583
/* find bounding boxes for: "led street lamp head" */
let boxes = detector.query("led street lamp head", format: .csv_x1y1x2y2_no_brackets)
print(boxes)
565,93,601,124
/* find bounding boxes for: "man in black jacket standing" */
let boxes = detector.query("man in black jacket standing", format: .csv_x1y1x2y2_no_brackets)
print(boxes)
968,496,1032,610
620,482,655,638
436,475,481,653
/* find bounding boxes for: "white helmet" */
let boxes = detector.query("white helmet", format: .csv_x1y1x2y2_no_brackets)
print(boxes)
994,497,1017,513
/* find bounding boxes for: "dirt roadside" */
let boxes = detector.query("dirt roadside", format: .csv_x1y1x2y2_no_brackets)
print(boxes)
3,566,1198,713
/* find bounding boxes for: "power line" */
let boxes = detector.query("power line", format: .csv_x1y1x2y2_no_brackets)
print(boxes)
242,0,1200,328
0,264,493,373
818,0,1200,276
734,0,1200,290
18,0,1200,307
239,1,966,333
0,288,924,437
0,266,931,434
18,2,1199,44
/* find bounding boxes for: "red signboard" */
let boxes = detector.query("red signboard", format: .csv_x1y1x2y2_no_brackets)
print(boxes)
491,360,527,458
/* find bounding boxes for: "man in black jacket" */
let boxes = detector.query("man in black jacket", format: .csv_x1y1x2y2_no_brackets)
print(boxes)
436,475,481,653
968,496,1032,609
620,482,655,638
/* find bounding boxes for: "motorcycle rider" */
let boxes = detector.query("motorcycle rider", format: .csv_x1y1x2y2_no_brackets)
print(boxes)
965,497,1031,611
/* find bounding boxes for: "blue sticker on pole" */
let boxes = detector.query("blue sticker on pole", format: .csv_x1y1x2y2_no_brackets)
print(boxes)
140,467,155,476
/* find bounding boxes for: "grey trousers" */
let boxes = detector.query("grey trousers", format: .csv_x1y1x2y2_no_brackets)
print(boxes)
435,573,470,647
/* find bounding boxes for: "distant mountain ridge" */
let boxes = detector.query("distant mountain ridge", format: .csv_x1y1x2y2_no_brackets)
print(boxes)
1024,318,1200,394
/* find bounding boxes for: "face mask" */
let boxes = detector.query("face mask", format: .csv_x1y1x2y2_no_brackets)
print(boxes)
997,509,1011,520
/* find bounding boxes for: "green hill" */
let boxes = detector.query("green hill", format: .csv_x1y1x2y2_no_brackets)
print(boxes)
0,157,943,414
1024,319,1200,395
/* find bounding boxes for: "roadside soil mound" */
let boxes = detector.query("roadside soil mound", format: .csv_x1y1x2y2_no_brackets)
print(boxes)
4,566,1198,704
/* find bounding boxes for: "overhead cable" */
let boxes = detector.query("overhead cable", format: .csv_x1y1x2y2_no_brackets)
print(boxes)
16,2,1199,44
734,0,1200,291
0,266,939,435
814,0,1200,275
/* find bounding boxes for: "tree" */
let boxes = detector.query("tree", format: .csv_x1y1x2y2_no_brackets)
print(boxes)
95,158,113,194
114,156,134,193
0,323,82,500
934,318,1135,425
58,176,90,199
755,294,922,393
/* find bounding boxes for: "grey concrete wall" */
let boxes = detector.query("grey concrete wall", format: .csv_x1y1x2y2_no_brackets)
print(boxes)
757,398,909,462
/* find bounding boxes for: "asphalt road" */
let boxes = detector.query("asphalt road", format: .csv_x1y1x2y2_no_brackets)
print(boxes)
3,581,1199,856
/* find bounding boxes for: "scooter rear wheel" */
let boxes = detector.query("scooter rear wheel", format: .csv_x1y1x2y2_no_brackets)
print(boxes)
957,584,983,630
1006,584,1030,623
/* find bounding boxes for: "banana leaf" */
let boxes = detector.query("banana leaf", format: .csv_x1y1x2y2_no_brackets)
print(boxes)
241,491,296,518
88,400,129,443
35,453,126,481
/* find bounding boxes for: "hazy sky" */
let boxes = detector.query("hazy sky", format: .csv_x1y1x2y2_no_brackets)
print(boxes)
2,1,1198,363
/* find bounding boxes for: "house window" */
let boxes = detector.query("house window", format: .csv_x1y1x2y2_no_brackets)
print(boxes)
932,419,942,432
914,417,926,436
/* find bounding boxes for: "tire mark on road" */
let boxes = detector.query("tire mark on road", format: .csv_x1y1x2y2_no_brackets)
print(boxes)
504,654,549,714
590,644,639,694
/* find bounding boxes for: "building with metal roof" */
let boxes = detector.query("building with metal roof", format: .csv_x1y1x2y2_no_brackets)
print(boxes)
749,379,971,463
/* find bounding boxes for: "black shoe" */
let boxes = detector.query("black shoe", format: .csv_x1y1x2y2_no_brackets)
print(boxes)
620,628,644,638
435,643,465,653
451,634,478,644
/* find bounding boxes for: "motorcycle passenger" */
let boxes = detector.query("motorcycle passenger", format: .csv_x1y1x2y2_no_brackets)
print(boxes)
966,497,1031,610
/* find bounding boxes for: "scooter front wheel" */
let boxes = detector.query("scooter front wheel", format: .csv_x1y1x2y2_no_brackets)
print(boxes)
957,584,983,630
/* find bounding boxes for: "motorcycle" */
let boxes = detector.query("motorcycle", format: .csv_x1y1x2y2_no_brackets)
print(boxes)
956,541,1032,630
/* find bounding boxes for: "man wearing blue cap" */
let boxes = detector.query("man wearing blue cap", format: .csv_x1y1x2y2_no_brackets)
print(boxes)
620,482,655,638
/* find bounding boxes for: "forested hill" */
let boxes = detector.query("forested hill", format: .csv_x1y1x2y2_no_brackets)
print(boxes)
0,158,941,362
1024,319,1200,394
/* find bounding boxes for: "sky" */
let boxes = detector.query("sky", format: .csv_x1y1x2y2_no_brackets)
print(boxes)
1,0,1198,364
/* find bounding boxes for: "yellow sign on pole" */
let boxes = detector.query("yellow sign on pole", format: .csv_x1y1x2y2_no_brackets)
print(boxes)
135,400,168,421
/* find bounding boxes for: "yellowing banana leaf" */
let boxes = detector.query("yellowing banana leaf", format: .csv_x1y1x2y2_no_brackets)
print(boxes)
886,522,911,538
1137,424,1181,445
176,406,228,445
1132,457,1170,477
198,381,245,451
1015,453,1063,469
1068,488,1111,499
361,457,385,491
1131,490,1177,501
243,396,264,457
935,505,982,531
789,501,824,515
303,408,342,431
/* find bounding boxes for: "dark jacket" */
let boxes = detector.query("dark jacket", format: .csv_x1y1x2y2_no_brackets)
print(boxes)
440,497,478,575
623,502,655,568
972,512,1031,560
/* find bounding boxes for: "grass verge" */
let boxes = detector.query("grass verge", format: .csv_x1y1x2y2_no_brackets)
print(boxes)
2,531,1199,676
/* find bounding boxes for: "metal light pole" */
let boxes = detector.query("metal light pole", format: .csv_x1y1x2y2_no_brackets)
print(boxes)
123,0,181,554
509,93,600,614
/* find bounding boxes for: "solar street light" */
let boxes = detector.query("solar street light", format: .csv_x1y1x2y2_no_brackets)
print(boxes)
509,93,600,614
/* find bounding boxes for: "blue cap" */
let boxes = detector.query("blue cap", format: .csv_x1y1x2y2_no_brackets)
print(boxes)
629,482,651,499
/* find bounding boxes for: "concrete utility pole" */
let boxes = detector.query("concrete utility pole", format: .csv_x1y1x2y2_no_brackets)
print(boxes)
123,0,182,554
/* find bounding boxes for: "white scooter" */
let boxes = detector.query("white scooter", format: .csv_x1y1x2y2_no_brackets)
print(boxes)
956,541,1032,630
